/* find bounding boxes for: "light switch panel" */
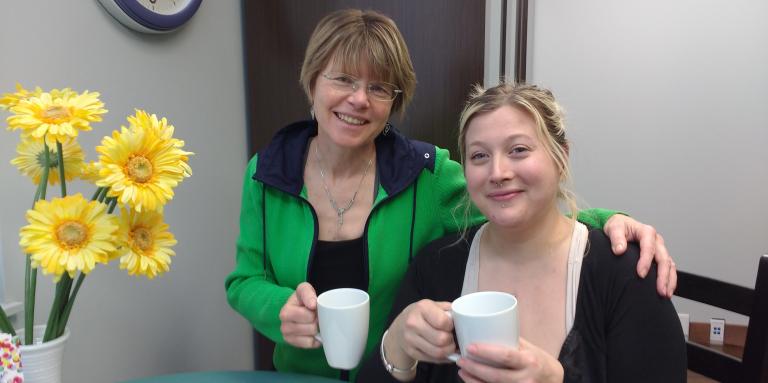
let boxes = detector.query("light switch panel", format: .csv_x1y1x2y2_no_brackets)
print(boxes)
710,318,725,345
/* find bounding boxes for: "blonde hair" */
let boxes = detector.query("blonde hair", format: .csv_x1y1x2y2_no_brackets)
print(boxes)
299,9,416,117
457,82,579,222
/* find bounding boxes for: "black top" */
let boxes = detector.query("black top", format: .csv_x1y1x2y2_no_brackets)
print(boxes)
358,227,687,383
308,237,368,295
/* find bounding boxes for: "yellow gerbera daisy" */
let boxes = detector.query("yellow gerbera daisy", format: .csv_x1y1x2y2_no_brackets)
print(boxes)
127,109,182,145
1,84,79,110
79,160,102,183
7,90,107,144
128,110,193,171
116,208,176,279
19,194,119,281
96,110,193,212
10,138,84,185
0,83,33,110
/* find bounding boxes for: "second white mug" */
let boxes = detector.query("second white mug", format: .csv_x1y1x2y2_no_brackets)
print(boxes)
448,291,519,364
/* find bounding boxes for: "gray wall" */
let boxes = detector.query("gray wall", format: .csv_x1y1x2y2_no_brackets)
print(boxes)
528,0,768,324
0,1,253,381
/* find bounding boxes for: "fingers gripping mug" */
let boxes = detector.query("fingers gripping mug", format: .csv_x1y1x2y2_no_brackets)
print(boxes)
314,288,370,370
447,291,519,364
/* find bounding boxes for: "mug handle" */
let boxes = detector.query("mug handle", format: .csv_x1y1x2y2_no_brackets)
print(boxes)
443,311,461,363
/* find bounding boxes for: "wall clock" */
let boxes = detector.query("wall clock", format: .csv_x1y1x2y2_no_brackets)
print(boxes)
97,0,203,34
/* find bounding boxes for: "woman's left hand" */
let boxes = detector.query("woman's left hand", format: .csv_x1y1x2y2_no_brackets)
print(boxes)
603,214,677,297
456,338,563,383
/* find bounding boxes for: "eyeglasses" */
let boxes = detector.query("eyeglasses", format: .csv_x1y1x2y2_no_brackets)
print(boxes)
322,72,403,102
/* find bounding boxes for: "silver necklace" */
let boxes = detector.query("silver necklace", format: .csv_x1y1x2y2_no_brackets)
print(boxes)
314,143,374,238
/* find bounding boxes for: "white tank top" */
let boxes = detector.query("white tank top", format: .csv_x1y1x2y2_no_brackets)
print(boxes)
460,221,589,334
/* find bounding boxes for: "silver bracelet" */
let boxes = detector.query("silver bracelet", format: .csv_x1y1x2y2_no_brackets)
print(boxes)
380,329,419,374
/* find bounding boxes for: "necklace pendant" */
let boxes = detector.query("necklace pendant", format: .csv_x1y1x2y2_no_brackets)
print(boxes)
314,141,375,240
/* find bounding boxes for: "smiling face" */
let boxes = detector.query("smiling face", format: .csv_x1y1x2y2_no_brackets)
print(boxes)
311,59,394,149
463,105,562,227
300,10,416,117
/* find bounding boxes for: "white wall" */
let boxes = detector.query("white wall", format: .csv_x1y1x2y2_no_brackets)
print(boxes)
0,1,253,381
527,0,768,324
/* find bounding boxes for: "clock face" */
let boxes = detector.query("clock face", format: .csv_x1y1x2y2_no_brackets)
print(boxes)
98,0,202,33
136,0,193,16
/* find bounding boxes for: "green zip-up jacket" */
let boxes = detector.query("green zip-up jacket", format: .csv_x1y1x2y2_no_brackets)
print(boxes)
225,121,616,380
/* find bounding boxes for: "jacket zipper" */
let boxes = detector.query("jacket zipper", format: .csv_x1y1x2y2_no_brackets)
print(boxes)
299,195,320,281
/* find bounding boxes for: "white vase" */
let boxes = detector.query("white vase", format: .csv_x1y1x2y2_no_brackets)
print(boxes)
16,325,70,383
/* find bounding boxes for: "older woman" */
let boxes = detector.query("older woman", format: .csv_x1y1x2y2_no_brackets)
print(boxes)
225,9,676,381
363,83,686,383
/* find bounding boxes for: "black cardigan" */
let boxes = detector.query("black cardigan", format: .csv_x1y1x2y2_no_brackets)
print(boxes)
358,226,686,382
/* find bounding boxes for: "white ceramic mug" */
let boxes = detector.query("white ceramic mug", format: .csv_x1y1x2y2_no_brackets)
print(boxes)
447,291,519,364
315,288,370,370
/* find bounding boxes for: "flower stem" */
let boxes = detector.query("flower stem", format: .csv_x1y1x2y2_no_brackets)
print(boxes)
53,272,86,339
39,141,51,199
0,305,15,335
98,187,110,203
23,261,33,344
56,141,67,197
91,186,105,201
108,197,118,213
33,181,41,203
23,141,52,344
43,274,73,342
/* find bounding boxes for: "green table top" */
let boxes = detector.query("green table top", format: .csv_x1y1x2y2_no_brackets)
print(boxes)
121,370,344,383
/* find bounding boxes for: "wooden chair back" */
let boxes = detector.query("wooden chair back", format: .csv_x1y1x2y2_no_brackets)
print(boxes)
675,254,768,382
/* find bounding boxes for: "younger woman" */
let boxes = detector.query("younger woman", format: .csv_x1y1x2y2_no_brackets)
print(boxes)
363,83,686,382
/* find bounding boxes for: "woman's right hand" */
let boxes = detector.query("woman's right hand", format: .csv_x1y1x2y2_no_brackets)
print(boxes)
387,299,456,363
279,282,321,349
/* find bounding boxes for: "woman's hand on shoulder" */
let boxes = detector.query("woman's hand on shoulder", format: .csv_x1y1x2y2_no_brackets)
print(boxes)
279,282,321,348
457,338,563,383
603,214,677,297
388,299,456,363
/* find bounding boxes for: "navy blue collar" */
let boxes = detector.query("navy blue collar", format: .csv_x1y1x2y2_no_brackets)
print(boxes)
253,120,436,198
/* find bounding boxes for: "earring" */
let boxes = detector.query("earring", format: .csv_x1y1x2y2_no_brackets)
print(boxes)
310,108,315,120
383,122,392,136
